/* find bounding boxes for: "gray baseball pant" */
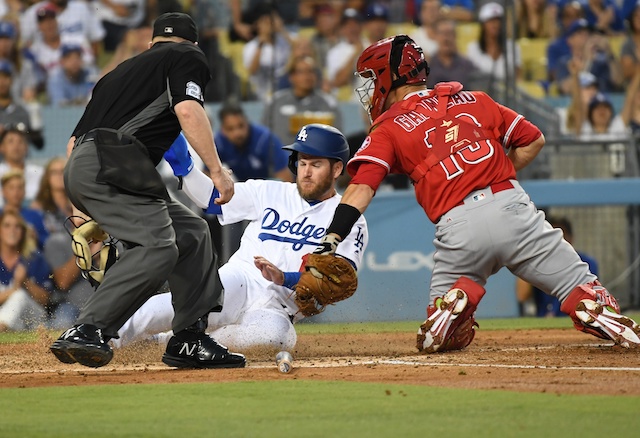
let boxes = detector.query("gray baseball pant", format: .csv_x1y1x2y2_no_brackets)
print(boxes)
64,140,223,339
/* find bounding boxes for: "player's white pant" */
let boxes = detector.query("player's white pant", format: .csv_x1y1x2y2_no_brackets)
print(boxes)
114,262,297,351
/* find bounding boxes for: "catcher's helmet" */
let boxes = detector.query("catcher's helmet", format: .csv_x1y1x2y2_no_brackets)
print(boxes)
282,124,350,175
355,35,429,122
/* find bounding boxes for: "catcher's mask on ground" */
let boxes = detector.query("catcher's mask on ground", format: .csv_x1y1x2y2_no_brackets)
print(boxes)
65,217,119,289
355,35,429,123
282,124,350,175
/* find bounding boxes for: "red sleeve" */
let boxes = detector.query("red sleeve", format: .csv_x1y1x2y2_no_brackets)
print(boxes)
349,161,388,192
496,102,542,148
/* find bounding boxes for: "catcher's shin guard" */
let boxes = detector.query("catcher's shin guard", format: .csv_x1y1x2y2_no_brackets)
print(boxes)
561,281,640,348
417,277,486,353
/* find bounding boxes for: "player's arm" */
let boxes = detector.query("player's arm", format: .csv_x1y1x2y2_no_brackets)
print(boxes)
253,256,299,289
316,162,385,255
496,101,546,171
175,100,234,204
507,134,545,171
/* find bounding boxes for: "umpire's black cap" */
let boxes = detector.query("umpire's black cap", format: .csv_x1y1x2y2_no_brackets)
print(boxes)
152,12,198,43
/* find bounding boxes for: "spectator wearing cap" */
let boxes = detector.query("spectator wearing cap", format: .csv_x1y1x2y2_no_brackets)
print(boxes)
0,170,49,249
466,2,522,81
579,93,627,139
0,61,44,150
242,7,293,101
0,126,44,206
326,8,367,97
426,18,477,89
565,52,626,139
309,3,340,73
25,3,99,88
363,3,389,45
620,1,640,83
263,55,342,147
92,0,145,52
409,0,443,59
547,1,585,81
0,20,27,99
20,0,105,63
46,44,97,106
582,0,624,34
554,18,622,95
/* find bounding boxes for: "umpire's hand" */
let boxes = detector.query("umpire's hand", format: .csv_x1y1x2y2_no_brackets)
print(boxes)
210,167,235,205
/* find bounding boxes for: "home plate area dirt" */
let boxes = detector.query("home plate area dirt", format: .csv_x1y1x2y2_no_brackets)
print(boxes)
1,328,639,395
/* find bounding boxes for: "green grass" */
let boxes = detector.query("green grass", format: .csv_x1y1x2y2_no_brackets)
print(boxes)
1,381,638,438
3,317,640,436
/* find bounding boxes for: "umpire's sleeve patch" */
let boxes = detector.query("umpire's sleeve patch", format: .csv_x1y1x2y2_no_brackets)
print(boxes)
186,81,203,101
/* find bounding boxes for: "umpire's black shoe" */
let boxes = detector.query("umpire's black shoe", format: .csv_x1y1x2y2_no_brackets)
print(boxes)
162,333,246,369
50,324,113,368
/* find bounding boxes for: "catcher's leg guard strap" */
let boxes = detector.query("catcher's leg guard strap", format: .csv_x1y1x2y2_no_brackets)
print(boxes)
419,277,486,352
451,276,486,310
561,281,621,339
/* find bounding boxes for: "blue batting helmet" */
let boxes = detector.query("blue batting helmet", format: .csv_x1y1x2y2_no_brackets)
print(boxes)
282,124,350,175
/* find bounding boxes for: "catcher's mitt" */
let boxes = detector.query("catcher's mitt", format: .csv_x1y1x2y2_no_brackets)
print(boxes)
294,254,358,317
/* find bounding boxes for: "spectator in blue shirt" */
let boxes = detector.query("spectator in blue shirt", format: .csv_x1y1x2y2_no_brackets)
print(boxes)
547,0,585,81
0,170,48,248
46,44,96,106
582,0,624,34
0,209,52,331
214,102,292,182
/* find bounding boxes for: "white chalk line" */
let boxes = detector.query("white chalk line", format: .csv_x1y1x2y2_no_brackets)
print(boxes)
3,350,640,375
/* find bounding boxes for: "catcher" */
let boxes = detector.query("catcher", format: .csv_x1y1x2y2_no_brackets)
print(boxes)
113,125,367,351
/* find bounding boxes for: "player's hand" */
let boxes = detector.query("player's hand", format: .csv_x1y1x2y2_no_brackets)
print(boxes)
313,233,341,256
210,168,235,205
254,256,284,285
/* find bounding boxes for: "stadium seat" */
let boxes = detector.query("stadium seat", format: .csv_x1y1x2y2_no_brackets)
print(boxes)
609,35,625,58
456,22,480,55
296,27,316,40
518,80,546,99
387,23,417,37
519,38,549,82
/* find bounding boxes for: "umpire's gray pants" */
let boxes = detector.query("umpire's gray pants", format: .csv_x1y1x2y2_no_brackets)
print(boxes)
64,140,223,339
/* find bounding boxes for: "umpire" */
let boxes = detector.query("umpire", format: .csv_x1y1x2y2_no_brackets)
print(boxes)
50,12,246,369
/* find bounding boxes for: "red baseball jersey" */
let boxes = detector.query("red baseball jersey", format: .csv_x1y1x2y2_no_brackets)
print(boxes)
348,84,542,222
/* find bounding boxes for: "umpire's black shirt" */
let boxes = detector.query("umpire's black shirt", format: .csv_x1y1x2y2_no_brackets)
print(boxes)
72,41,210,165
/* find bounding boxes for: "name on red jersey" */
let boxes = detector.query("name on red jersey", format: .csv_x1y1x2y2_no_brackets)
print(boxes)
393,92,477,132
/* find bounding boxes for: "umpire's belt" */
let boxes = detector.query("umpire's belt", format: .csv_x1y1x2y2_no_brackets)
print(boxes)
74,129,137,149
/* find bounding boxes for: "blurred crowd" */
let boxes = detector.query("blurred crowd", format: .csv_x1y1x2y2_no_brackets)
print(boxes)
2,0,640,331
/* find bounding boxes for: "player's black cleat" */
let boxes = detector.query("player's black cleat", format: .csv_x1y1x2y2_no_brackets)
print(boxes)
162,333,246,369
50,324,113,368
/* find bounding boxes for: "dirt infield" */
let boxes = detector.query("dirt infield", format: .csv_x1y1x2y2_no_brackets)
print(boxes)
1,328,639,395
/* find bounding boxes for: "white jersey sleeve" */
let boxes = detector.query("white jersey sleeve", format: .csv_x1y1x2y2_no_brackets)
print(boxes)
217,179,265,225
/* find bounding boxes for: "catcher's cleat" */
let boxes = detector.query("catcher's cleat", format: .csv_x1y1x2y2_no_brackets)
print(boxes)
574,299,640,348
162,333,246,369
50,324,114,367
418,288,469,353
